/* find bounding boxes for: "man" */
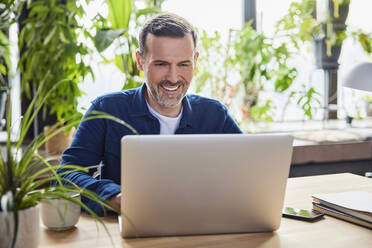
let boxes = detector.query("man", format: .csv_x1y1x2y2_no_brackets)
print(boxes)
59,13,242,216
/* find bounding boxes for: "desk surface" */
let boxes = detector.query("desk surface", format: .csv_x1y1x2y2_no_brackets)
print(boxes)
39,173,372,248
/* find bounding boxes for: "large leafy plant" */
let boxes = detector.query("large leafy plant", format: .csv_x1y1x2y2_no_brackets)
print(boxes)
0,80,137,248
0,0,25,132
0,0,22,88
194,24,320,124
18,0,92,127
0,29,10,89
93,0,164,90
231,24,299,122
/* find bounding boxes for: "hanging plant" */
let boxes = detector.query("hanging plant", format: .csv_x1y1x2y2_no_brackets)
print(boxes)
276,0,352,57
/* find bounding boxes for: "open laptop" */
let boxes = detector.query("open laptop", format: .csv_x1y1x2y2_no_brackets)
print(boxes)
120,134,293,238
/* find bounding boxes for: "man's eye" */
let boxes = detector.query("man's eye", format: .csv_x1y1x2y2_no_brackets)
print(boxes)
155,63,166,66
180,63,190,67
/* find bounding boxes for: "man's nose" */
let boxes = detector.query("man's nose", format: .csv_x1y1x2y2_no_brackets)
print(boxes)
166,65,178,83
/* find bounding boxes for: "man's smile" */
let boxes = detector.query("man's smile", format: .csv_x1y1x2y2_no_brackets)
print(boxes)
161,84,182,95
159,81,184,96
163,85,179,91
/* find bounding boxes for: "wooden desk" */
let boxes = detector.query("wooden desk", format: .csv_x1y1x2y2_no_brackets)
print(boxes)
39,173,372,248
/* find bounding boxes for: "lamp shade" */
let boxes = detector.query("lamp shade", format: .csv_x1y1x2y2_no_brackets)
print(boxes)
343,62,372,92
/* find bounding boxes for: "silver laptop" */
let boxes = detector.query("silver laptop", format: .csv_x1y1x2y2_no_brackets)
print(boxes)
120,134,293,238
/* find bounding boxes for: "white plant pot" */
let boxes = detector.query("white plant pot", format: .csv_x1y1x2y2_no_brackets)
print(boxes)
0,205,40,248
40,193,81,231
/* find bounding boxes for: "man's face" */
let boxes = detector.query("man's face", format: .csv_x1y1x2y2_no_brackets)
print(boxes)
136,33,198,114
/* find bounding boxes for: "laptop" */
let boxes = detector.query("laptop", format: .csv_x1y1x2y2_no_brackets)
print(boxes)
120,134,293,238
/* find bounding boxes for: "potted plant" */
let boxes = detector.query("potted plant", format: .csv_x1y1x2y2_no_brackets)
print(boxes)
17,0,92,152
275,0,371,119
276,0,371,69
0,81,136,248
231,23,299,122
93,0,164,90
193,23,320,127
313,0,350,69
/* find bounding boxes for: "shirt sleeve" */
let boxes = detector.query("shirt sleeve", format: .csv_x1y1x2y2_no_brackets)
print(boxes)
53,99,121,217
222,106,243,134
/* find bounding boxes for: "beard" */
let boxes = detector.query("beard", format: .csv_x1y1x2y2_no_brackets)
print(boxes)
147,80,188,108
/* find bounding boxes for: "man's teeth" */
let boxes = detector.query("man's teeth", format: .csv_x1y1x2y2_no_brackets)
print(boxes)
163,86,178,91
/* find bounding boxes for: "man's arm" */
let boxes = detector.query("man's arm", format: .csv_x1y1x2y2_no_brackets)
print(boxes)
54,100,121,216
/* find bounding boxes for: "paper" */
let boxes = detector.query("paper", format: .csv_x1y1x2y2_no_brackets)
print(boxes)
312,191,372,213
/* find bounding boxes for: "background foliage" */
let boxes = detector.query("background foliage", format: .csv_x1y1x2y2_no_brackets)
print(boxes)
194,23,320,124
276,0,371,57
18,0,92,126
0,0,21,88
93,0,164,90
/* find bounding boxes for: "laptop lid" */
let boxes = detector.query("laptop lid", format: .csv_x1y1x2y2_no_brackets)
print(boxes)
120,134,293,238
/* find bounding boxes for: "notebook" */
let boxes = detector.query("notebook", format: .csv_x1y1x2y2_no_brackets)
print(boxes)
120,133,293,238
312,191,372,228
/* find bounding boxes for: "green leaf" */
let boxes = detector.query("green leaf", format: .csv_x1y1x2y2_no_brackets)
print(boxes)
0,64,6,75
106,0,132,29
115,54,126,73
302,0,316,14
28,5,49,18
135,7,161,19
43,25,57,45
0,30,11,70
94,28,125,52
250,100,275,122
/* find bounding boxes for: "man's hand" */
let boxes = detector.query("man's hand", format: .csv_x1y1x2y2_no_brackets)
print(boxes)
108,192,121,211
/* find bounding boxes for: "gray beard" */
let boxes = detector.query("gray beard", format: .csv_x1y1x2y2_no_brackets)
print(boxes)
147,80,187,108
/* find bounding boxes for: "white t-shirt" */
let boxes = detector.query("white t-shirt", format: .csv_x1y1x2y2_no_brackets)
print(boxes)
146,102,183,134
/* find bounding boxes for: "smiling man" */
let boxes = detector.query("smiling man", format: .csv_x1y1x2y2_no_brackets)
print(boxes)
58,13,242,216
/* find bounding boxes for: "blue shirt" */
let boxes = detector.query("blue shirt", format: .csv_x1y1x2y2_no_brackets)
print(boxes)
58,84,242,216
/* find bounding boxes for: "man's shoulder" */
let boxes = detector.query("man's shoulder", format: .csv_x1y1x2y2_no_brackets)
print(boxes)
92,88,138,106
186,94,227,111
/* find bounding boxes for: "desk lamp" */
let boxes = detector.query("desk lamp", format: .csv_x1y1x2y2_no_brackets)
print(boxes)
343,62,372,91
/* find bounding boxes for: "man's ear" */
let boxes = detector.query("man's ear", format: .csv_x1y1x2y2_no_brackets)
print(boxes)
193,51,199,73
136,51,144,71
